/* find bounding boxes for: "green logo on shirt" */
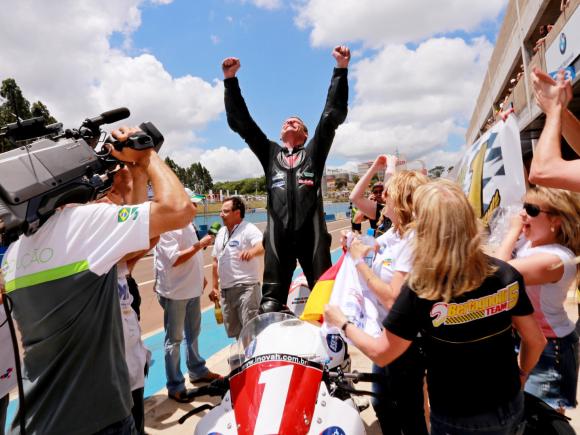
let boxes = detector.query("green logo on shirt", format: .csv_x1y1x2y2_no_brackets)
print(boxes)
117,207,138,223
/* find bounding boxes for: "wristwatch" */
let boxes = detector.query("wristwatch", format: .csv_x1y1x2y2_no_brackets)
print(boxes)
341,320,353,334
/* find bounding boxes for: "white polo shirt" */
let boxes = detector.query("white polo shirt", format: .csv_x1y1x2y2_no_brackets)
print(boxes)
154,224,204,300
212,220,263,289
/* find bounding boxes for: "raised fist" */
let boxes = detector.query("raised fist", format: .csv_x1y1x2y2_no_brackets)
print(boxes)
332,45,351,68
373,154,388,169
222,57,241,79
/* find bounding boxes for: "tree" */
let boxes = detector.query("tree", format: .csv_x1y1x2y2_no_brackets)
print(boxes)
213,176,266,195
164,157,187,185
31,101,57,124
188,162,213,193
0,78,57,153
335,177,348,190
164,158,214,193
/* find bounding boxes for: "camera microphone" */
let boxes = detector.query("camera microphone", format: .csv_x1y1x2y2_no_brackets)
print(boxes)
83,107,131,131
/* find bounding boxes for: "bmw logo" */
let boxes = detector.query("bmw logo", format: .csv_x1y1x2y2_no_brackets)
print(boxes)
559,33,566,55
326,333,344,353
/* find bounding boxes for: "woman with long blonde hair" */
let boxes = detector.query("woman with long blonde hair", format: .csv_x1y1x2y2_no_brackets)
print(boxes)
496,186,580,412
327,179,546,434
347,169,429,434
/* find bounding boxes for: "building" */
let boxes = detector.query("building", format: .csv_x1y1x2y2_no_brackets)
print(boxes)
466,0,580,157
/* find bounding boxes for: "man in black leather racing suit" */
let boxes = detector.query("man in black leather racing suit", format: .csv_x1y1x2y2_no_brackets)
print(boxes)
222,45,350,313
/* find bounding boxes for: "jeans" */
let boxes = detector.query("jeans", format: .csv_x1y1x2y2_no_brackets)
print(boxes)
525,330,579,409
430,391,524,435
157,295,208,395
371,340,428,435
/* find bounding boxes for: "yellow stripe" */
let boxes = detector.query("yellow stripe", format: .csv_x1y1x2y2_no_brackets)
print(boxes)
5,260,89,293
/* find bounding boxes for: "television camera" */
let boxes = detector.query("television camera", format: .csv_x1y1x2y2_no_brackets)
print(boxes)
0,107,164,246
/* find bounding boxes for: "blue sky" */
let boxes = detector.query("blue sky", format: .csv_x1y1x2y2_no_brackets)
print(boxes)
0,0,507,180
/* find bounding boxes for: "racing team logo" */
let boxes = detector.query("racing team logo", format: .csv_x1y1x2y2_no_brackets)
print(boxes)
430,281,519,327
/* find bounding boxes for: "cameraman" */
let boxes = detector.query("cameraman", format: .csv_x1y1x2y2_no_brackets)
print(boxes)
1,126,195,434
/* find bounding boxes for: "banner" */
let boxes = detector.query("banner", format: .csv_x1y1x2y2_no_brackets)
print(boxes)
546,7,580,74
454,115,526,225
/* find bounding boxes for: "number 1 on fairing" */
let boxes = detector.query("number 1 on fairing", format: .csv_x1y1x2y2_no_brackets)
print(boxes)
253,365,294,435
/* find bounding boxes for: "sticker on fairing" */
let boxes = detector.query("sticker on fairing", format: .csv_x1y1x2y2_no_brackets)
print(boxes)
298,179,314,186
320,427,346,435
272,181,285,188
326,334,344,353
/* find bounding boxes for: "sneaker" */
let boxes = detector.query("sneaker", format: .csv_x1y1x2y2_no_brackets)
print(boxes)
190,371,223,384
167,389,196,403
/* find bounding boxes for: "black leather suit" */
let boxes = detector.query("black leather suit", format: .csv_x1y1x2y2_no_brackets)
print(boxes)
224,68,348,312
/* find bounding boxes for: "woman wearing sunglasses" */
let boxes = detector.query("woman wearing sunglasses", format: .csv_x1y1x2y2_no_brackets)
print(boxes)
349,154,397,238
496,186,580,412
327,179,546,434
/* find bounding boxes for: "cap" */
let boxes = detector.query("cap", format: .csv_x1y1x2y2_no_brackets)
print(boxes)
371,182,383,189
184,187,205,204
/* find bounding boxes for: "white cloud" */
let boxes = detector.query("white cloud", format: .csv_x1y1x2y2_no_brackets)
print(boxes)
210,34,221,44
249,0,283,10
0,0,223,157
325,36,493,168
200,147,263,181
295,0,506,47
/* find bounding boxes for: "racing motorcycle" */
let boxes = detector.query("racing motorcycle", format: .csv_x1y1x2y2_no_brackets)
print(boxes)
188,312,379,435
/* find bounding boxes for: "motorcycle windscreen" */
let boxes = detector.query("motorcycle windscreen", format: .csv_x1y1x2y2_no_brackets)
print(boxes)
229,354,323,435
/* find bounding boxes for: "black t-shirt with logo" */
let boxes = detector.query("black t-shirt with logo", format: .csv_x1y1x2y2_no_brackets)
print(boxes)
384,257,533,416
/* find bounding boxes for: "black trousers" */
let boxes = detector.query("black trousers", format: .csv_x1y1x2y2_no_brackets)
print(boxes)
0,394,8,435
260,219,332,312
131,387,145,435
372,339,428,435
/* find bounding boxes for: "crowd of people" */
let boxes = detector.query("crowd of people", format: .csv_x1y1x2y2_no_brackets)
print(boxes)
0,43,578,435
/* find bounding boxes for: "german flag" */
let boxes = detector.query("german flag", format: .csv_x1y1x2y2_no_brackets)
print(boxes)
300,253,346,323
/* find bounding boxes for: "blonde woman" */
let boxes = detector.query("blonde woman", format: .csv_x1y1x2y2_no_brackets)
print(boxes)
348,170,429,434
496,186,580,412
327,179,546,435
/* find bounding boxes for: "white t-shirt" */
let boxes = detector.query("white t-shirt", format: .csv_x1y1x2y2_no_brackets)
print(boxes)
0,201,151,434
117,262,148,391
212,220,263,289
516,241,576,338
371,228,414,320
154,224,204,300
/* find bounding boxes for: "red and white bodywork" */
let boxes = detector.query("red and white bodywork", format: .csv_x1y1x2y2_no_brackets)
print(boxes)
194,313,366,435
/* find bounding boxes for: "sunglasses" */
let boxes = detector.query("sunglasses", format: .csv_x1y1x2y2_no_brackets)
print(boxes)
523,202,555,217
372,189,384,195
